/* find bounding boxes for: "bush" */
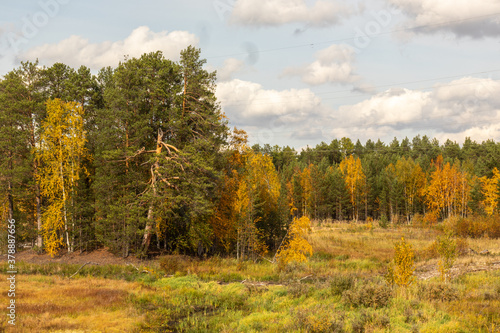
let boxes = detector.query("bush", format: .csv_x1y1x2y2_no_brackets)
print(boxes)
378,215,389,229
330,274,355,296
159,255,192,275
411,213,425,228
424,212,439,227
386,236,415,288
350,311,370,333
417,282,460,302
436,232,457,282
448,214,500,239
342,282,393,308
294,306,345,333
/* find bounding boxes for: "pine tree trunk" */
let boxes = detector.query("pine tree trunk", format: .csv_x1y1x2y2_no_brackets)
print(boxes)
7,181,14,222
141,130,163,253
36,184,43,248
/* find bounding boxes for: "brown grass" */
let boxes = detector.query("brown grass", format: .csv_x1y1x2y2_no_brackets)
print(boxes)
0,274,149,332
306,221,440,263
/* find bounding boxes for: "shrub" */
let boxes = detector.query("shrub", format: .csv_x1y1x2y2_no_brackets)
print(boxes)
159,255,192,275
436,232,457,282
350,311,370,333
424,212,438,227
378,215,389,229
342,282,393,308
276,216,313,270
330,274,355,296
417,282,460,302
287,283,313,298
386,236,415,288
294,307,345,333
411,213,425,228
448,214,500,239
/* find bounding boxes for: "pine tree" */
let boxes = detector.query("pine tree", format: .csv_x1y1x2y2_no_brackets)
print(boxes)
0,62,46,247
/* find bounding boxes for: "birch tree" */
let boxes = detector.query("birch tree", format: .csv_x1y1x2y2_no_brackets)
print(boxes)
36,99,86,256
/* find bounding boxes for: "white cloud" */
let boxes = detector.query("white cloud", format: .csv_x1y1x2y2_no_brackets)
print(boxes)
216,58,245,82
229,0,353,27
332,77,500,143
338,87,431,127
217,76,500,146
283,44,361,86
216,78,328,145
20,26,199,69
216,79,323,124
388,0,500,38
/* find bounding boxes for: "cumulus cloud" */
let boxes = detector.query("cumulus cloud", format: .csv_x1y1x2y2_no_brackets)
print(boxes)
216,76,500,147
20,26,199,69
216,79,323,125
333,77,500,143
388,0,500,38
229,0,354,27
216,78,328,145
283,44,360,85
216,58,246,82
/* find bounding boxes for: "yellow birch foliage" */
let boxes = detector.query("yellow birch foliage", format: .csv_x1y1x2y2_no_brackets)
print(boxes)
386,236,415,288
480,167,500,216
393,157,426,218
233,149,280,260
36,99,86,256
425,156,472,219
209,129,248,252
276,215,313,268
339,155,366,221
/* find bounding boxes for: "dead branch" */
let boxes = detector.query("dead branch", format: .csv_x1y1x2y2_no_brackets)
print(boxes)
298,274,313,282
126,263,151,274
68,261,99,278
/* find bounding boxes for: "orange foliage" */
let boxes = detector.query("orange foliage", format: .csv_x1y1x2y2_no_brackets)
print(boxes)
479,167,500,216
425,156,473,220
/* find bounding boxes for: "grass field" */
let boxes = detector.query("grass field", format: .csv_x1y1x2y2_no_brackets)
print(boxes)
1,221,499,332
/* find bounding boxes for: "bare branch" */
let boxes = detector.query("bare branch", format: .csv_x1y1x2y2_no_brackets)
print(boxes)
68,261,99,278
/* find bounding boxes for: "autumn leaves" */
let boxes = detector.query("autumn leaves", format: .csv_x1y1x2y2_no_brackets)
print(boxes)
293,153,499,226
36,99,86,256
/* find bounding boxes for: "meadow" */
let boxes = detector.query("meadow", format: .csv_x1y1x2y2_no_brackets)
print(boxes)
1,220,499,332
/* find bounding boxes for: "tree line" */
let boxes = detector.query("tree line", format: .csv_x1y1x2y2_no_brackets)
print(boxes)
252,135,500,225
1,47,499,258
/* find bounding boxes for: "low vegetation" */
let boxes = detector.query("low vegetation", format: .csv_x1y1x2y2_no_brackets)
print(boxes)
1,219,499,332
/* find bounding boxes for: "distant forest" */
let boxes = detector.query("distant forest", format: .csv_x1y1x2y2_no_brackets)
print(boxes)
1,47,499,258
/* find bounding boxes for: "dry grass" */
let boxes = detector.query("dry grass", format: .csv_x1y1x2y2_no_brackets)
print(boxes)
306,220,440,263
0,274,150,332
0,219,498,332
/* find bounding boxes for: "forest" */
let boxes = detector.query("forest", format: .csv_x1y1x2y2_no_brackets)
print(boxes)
1,46,500,259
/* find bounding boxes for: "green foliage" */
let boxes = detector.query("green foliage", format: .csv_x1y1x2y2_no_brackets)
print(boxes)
3,47,500,260
378,214,389,229
436,232,457,282
330,274,355,296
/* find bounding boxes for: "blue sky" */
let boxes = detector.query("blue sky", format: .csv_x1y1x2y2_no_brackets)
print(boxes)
1,0,500,150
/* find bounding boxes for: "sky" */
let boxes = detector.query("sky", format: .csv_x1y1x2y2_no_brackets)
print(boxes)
1,0,500,150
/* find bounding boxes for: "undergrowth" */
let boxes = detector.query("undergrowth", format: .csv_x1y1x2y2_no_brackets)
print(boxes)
2,220,499,332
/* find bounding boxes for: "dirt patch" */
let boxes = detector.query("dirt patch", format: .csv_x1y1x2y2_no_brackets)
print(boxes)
415,254,500,280
0,247,152,266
